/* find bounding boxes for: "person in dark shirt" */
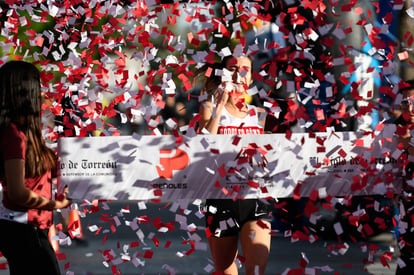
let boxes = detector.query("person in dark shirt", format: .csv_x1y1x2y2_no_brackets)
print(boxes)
394,80,414,274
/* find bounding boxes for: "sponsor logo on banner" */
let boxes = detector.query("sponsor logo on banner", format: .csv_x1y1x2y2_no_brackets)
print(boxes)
60,159,119,177
309,156,401,173
156,148,189,179
153,148,190,190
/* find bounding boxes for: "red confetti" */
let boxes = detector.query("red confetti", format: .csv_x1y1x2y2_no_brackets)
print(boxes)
56,253,66,261
218,164,227,178
130,241,140,248
338,148,347,158
232,136,241,145
143,251,153,259
248,180,259,189
152,237,159,247
153,189,162,197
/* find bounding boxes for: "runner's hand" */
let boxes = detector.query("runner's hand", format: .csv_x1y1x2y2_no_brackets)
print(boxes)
55,185,72,209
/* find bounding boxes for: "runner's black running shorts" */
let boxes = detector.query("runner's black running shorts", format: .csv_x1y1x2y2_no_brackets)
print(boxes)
205,198,273,237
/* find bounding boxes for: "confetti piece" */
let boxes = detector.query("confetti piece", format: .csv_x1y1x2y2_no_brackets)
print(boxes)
398,51,409,60
143,251,153,259
218,164,227,177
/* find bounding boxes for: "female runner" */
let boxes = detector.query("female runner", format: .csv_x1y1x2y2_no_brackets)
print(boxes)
198,55,272,275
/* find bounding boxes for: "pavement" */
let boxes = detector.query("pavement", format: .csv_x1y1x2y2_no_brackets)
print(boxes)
0,201,399,275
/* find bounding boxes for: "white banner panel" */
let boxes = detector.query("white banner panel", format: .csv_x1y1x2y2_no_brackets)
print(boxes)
58,124,403,200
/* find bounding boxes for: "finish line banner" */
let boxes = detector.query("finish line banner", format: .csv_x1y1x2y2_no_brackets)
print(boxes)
58,125,402,200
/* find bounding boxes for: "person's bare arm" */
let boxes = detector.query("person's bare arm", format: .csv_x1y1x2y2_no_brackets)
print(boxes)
5,159,71,210
199,89,228,134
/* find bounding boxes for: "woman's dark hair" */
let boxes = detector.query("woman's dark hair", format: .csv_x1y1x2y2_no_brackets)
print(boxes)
0,61,56,178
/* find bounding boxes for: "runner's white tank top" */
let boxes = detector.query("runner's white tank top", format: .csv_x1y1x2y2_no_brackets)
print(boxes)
217,104,263,135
